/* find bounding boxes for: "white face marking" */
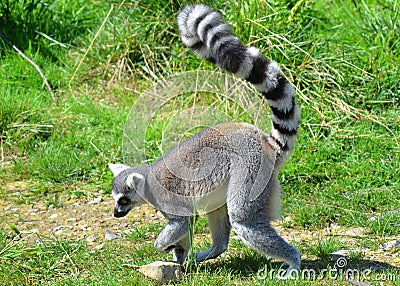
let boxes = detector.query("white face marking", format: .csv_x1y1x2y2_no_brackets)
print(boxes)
112,192,125,202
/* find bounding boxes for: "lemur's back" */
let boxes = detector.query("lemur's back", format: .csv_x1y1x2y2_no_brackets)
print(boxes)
151,122,273,196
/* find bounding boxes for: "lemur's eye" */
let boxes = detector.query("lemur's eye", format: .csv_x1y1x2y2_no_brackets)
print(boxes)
118,197,131,206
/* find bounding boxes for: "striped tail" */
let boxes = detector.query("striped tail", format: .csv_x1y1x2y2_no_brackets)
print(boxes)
177,4,300,153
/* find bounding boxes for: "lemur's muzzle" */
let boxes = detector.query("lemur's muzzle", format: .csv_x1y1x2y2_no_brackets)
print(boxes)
113,209,128,218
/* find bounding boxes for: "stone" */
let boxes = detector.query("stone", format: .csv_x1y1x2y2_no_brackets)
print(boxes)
123,261,183,282
105,231,121,241
331,249,352,258
345,279,373,286
86,234,97,242
344,227,369,237
87,197,102,205
120,222,129,228
54,230,65,236
381,240,400,251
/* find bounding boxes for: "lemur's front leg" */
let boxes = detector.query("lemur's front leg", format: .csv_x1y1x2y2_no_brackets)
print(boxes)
154,218,191,264
172,234,190,264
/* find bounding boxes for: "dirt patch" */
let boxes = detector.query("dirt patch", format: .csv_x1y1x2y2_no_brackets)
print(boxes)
0,181,167,244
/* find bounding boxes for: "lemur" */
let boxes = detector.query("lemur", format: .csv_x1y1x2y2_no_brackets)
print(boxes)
109,4,301,273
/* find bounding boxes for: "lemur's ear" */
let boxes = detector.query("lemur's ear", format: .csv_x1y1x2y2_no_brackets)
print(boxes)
126,173,145,190
109,163,130,177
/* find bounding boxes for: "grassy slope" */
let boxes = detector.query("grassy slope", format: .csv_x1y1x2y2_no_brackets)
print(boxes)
0,0,399,285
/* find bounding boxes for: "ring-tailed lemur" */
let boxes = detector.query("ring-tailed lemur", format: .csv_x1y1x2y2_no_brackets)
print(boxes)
109,4,301,273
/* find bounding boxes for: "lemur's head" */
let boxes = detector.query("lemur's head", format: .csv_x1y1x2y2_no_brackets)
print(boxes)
109,163,146,218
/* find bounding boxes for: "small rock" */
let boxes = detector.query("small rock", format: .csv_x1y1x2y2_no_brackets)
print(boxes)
329,223,340,229
331,249,352,258
67,217,77,222
87,197,102,205
123,261,183,282
381,240,400,251
120,222,129,228
54,225,73,231
54,230,65,236
105,231,121,241
345,278,373,286
49,214,58,219
345,227,367,237
86,234,97,242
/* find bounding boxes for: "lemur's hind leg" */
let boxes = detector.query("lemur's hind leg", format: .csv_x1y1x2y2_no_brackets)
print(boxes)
195,205,231,262
227,176,301,272
230,219,301,271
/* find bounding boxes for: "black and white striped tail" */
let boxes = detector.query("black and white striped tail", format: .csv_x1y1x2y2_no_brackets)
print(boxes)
178,4,300,152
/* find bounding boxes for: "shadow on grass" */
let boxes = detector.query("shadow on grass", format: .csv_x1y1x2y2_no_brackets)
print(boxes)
189,253,400,281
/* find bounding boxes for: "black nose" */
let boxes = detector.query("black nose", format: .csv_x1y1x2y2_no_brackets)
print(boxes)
114,210,127,218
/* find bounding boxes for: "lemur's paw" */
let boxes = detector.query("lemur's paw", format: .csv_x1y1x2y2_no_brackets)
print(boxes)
172,247,187,264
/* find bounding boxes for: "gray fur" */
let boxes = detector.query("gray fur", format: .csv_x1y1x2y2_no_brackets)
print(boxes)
110,5,301,274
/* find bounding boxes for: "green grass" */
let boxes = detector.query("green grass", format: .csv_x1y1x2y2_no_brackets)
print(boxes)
308,237,345,262
1,0,399,285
